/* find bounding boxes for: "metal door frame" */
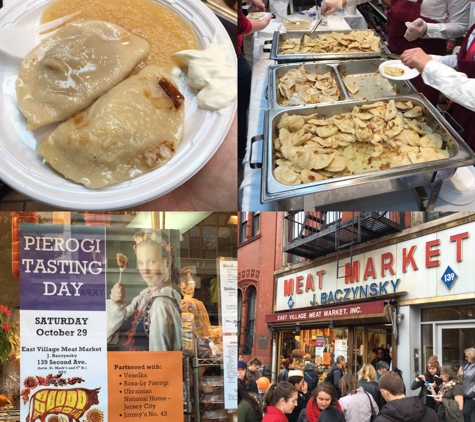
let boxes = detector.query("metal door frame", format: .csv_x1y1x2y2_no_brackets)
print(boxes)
435,323,475,365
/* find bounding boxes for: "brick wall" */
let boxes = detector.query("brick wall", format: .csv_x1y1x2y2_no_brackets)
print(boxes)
238,212,284,368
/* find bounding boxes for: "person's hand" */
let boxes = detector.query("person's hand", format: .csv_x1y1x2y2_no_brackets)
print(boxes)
418,374,426,381
110,282,126,305
433,393,443,403
321,0,344,16
404,18,427,41
249,0,266,12
302,381,308,394
130,113,237,211
400,47,432,73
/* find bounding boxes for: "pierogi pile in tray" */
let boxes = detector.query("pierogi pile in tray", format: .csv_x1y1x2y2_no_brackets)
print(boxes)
273,100,450,185
279,30,382,55
277,64,342,106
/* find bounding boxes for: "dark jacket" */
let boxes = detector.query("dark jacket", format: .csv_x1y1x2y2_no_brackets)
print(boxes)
329,365,345,399
411,376,439,409
374,396,438,422
304,370,319,396
278,368,289,383
287,392,308,422
239,397,262,422
244,379,259,395
359,379,386,411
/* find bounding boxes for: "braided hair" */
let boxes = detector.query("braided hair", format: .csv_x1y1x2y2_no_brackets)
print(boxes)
239,380,263,421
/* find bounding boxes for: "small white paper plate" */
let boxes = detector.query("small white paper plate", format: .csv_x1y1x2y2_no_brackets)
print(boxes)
247,12,271,20
439,166,475,206
379,60,420,80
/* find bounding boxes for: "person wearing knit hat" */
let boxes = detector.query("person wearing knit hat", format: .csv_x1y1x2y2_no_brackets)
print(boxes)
427,356,440,369
239,360,259,395
411,355,442,410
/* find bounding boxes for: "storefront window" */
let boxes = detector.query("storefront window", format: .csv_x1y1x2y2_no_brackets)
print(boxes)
421,304,475,374
251,213,260,238
0,212,238,420
421,304,475,322
243,286,256,355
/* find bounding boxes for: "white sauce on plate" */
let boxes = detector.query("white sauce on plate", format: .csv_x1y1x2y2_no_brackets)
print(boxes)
173,36,237,111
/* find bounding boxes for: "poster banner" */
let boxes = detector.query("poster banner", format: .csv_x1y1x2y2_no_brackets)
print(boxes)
108,351,183,421
20,224,108,422
223,336,238,409
20,224,184,422
219,259,238,334
334,339,348,361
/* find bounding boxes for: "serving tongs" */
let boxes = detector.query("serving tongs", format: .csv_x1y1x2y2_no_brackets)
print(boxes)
300,15,323,45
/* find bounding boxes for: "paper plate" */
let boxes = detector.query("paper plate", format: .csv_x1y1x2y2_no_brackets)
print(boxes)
438,166,475,206
379,60,419,80
247,11,271,20
0,0,236,210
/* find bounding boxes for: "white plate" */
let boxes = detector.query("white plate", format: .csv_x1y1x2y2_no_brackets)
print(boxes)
0,0,237,210
439,166,475,206
379,60,420,80
247,12,271,20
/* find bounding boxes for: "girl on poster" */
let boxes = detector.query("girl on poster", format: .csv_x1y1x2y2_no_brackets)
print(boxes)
107,229,182,351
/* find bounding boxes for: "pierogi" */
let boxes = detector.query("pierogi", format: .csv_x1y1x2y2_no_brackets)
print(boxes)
37,64,185,189
16,20,151,130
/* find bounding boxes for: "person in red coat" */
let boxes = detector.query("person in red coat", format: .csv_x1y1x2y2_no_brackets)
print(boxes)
263,382,298,422
296,382,344,422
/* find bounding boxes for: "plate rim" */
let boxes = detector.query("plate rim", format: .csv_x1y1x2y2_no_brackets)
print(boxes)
379,60,419,80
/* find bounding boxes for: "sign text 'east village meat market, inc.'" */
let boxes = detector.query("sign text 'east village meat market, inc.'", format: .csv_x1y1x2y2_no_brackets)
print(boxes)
275,228,470,310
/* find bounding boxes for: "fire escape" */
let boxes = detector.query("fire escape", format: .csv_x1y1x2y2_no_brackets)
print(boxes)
284,212,406,278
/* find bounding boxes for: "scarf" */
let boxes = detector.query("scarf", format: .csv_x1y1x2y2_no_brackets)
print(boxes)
439,380,457,396
305,398,342,422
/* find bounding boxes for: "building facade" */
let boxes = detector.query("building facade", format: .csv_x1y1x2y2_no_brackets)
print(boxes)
238,211,475,392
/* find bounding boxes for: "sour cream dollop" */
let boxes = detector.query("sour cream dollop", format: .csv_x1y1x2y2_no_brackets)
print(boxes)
173,36,237,111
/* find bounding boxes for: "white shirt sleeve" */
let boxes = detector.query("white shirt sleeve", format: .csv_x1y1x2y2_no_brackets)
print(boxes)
106,297,137,343
422,0,470,39
422,59,475,112
148,294,182,351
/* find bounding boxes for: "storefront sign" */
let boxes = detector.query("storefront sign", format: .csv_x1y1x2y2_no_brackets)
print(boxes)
265,301,385,323
223,335,238,409
275,224,474,311
108,352,182,421
334,339,348,360
20,225,184,422
20,224,108,422
219,259,238,333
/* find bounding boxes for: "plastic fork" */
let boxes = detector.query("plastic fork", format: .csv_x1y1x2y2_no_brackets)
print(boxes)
0,11,80,59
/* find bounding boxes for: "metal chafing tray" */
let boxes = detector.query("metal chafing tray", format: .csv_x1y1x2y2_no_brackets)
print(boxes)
268,29,391,63
268,59,417,109
251,94,475,210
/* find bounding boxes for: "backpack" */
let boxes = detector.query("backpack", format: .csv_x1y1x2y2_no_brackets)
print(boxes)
324,367,343,385
324,368,335,384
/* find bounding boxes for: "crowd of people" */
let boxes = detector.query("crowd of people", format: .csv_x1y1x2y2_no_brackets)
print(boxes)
238,348,475,422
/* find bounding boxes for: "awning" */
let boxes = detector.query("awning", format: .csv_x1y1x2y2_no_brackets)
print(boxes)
265,300,390,329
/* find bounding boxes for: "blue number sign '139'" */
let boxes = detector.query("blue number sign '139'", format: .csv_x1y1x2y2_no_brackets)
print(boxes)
441,266,457,290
